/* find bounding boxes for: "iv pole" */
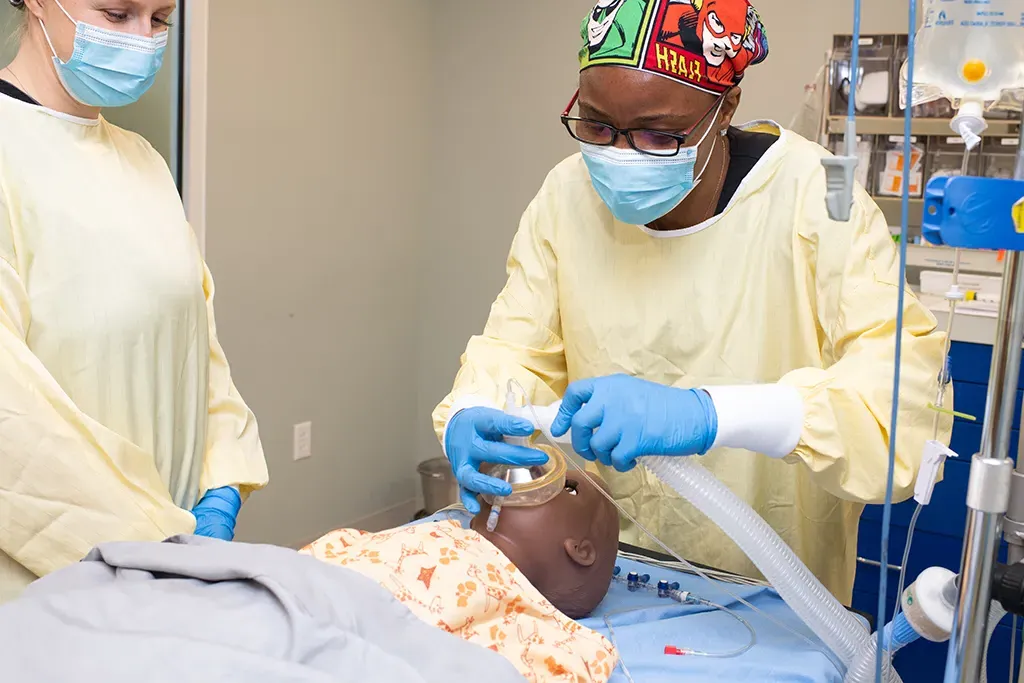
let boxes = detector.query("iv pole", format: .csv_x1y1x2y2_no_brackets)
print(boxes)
818,1,1024,677
945,114,1024,682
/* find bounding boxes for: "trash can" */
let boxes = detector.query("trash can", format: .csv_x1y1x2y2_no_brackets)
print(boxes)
417,457,458,515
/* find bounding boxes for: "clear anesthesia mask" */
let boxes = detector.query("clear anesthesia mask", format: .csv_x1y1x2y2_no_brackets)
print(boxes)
479,444,567,508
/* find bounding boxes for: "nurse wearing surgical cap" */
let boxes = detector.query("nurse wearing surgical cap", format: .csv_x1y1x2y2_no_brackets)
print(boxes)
436,0,951,604
0,0,268,602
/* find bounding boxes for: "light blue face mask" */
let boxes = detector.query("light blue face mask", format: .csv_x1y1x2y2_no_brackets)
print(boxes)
580,100,724,226
39,0,168,108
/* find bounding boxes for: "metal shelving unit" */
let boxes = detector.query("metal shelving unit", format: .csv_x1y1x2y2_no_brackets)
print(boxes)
905,244,1004,275
875,196,924,226
822,111,1014,344
827,116,1020,138
825,117,1019,227
908,245,1005,344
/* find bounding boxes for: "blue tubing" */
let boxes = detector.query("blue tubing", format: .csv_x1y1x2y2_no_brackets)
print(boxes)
883,611,920,651
877,0,919,678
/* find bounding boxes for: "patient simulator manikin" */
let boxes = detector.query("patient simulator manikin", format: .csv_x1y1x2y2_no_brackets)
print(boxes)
302,446,620,683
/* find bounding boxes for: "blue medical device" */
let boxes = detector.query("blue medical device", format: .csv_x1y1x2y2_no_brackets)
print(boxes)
922,176,1024,250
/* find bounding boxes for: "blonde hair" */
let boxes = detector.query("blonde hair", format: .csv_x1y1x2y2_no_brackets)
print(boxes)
5,1,28,47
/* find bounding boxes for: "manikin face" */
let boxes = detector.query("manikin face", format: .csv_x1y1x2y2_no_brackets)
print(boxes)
472,472,611,559
469,469,617,612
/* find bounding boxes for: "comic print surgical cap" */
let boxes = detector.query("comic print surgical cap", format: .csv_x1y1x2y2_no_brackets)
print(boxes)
579,0,769,95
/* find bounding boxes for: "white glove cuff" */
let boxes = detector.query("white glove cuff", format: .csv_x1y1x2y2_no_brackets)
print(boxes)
702,384,804,458
442,394,499,457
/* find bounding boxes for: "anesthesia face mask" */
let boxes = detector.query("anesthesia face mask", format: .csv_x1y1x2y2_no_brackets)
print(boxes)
479,381,572,531
479,444,568,509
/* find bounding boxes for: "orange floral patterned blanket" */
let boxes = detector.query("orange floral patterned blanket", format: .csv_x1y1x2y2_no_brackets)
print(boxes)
301,519,616,682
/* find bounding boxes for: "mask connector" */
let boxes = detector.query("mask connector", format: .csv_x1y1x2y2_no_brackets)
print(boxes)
485,501,502,532
480,380,567,510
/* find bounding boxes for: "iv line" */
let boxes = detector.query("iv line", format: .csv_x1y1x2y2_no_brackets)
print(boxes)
602,597,758,683
605,583,759,659
616,550,770,587
1012,615,1018,683
885,502,924,675
884,146,970,678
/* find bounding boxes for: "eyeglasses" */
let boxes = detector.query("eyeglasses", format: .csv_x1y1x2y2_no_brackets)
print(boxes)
560,89,721,157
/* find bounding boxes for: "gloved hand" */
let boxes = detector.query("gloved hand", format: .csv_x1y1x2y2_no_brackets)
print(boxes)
550,374,718,472
191,486,242,541
445,406,550,514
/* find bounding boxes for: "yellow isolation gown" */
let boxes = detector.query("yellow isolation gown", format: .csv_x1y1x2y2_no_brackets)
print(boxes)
434,123,951,604
0,94,268,602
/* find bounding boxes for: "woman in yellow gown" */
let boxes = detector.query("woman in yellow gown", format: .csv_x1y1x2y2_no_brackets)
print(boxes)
0,0,268,602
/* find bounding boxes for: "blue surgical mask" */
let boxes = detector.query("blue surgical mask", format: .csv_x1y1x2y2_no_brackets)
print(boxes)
580,100,724,226
39,0,168,108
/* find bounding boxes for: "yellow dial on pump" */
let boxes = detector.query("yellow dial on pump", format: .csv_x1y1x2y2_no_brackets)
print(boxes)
961,59,988,84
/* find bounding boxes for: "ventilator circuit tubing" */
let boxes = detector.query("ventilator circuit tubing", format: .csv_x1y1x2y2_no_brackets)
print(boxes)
641,456,874,670
845,612,918,683
979,601,1008,683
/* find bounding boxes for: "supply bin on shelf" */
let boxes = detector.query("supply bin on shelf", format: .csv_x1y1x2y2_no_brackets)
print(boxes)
980,136,1020,180
874,134,925,198
829,34,896,117
924,135,982,185
829,133,875,192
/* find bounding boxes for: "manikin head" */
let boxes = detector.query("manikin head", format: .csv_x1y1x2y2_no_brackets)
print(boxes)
470,455,619,619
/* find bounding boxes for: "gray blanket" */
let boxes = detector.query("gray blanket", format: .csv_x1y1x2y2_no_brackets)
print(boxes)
0,535,525,683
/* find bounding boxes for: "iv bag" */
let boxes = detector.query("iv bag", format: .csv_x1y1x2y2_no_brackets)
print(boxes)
899,0,1024,110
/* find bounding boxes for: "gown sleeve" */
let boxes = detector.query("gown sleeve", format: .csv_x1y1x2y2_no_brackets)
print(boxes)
197,254,270,499
777,177,953,504
432,185,568,446
0,202,195,579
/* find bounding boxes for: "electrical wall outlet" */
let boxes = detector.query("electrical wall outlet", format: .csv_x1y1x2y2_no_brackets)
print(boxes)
293,421,312,460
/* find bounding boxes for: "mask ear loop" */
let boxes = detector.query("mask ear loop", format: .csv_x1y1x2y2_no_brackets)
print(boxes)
37,19,60,60
691,97,727,183
505,378,845,675
37,0,76,63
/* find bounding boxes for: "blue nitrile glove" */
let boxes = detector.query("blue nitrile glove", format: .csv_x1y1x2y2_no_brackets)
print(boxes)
445,406,550,514
550,374,718,472
191,486,242,541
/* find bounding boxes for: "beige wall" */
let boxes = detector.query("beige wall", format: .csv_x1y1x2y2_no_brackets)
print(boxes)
412,0,594,472
204,0,431,546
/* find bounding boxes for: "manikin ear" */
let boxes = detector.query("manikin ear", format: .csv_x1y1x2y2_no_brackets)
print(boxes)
563,537,597,567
